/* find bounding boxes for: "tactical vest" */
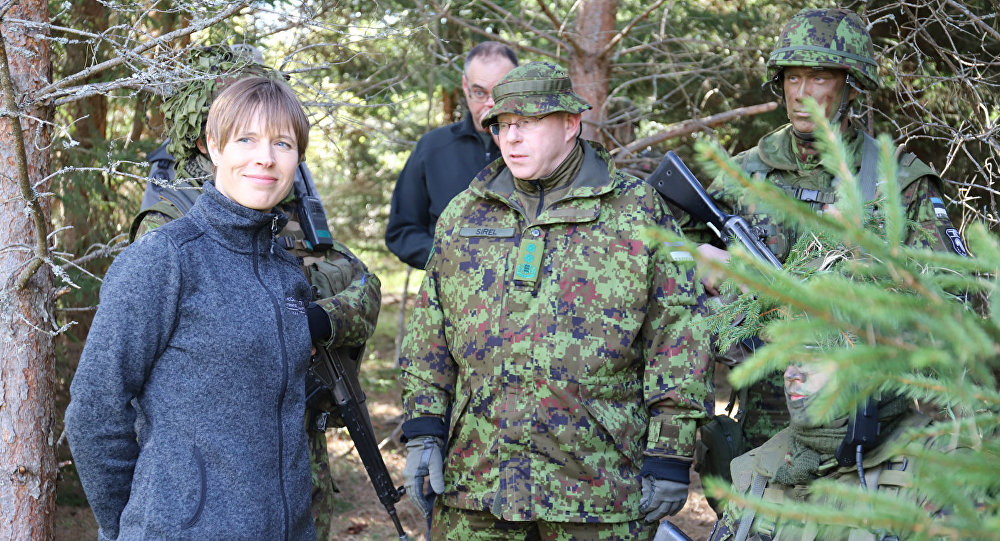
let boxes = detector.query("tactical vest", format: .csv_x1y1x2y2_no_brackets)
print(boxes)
729,414,932,541
738,133,939,262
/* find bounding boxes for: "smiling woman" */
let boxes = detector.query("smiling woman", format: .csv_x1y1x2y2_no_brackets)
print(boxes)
64,75,322,540
206,78,310,210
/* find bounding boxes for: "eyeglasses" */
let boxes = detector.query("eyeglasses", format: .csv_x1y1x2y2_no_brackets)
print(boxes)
489,113,554,136
466,87,491,103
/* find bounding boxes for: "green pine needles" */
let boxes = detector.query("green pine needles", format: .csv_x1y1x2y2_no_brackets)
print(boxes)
649,97,999,539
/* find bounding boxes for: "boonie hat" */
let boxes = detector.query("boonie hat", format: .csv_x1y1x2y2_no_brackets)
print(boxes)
482,61,591,128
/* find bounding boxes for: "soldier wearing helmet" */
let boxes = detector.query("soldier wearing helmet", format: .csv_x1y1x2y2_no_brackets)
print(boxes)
687,9,968,483
398,61,713,539
129,44,382,540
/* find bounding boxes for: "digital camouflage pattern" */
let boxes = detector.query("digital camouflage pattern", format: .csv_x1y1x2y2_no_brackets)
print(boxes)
708,412,949,540
399,140,714,523
767,8,879,91
686,124,966,447
431,504,657,541
684,122,968,451
482,61,592,129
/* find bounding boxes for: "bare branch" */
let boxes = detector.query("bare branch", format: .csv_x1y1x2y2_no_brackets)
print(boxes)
600,0,670,58
944,0,1000,43
31,1,249,105
613,102,779,162
432,3,560,61
0,29,49,290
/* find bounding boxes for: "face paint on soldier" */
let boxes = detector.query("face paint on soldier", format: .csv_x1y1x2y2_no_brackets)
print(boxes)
207,114,298,211
463,55,517,133
497,112,580,181
784,361,837,427
782,66,858,134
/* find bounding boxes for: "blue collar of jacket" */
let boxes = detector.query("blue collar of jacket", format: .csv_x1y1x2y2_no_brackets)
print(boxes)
452,112,488,141
187,182,289,255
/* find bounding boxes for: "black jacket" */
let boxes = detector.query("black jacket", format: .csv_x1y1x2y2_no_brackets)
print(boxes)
385,113,500,269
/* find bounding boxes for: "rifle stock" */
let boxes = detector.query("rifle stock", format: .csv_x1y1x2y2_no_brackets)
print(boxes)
311,346,410,540
647,151,782,269
653,520,694,541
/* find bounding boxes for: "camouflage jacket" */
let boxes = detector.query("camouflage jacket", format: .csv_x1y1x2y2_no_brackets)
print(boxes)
708,411,944,541
689,124,968,260
132,179,380,349
399,141,713,522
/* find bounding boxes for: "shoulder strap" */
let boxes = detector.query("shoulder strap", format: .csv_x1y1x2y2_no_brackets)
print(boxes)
129,200,185,242
741,147,772,178
734,472,769,541
858,133,880,203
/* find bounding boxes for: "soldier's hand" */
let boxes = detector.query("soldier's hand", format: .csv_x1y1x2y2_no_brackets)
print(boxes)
639,476,689,522
696,244,730,296
403,435,445,518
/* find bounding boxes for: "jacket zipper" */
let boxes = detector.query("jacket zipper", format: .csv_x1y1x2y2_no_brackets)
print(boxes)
533,180,544,219
253,227,291,541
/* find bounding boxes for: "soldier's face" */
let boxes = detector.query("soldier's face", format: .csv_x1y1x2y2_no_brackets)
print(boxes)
207,113,298,211
783,362,835,402
496,112,580,180
782,66,856,133
463,55,516,133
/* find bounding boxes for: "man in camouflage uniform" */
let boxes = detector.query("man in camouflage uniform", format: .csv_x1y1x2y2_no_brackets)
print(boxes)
707,361,951,541
690,8,968,453
398,61,713,540
130,45,381,541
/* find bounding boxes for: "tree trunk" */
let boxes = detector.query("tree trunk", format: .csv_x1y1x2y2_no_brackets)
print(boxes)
570,0,617,142
0,0,57,539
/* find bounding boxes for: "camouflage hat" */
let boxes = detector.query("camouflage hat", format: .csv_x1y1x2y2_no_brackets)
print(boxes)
481,61,591,129
767,8,879,91
162,44,280,169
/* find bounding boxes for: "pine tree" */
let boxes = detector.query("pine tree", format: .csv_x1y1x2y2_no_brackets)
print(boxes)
651,98,999,540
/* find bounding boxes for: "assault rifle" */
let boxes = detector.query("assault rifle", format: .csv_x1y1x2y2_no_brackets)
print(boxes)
653,520,694,541
646,151,782,269
311,346,410,540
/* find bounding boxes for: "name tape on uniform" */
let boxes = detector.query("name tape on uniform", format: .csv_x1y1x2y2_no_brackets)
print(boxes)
459,227,516,238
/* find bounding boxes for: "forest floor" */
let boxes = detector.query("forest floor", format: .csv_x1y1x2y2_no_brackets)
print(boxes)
54,287,725,541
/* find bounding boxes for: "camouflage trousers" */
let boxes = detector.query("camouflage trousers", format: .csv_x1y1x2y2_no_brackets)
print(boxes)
308,423,338,541
430,505,656,541
740,370,789,449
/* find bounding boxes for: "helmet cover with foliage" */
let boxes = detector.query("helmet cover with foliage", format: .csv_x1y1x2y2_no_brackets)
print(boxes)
482,61,591,128
162,44,282,176
767,8,879,91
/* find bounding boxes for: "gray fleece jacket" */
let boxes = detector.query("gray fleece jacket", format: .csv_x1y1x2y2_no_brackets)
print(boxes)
66,182,316,541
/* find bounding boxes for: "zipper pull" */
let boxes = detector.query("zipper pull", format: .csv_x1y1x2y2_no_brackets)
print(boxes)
270,215,280,255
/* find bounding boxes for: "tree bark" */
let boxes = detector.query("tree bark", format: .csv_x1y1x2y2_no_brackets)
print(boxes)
570,0,617,142
0,1,57,539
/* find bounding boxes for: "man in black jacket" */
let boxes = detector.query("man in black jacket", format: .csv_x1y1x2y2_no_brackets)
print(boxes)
385,41,518,269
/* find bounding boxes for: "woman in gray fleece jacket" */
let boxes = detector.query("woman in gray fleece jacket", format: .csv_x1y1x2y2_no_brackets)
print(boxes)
66,78,320,541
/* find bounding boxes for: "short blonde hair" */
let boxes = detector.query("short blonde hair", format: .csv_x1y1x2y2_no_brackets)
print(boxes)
205,77,309,161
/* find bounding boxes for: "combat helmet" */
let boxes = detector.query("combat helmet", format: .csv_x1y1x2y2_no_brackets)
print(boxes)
482,61,591,129
162,44,280,177
766,8,879,94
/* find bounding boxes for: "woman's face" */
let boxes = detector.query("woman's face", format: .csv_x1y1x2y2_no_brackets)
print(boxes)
207,113,299,211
